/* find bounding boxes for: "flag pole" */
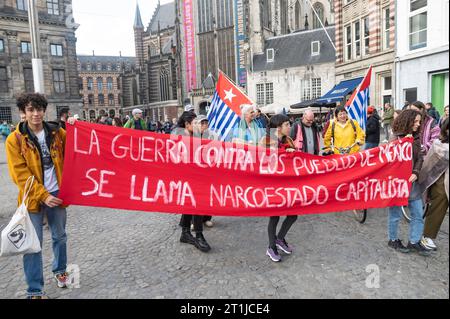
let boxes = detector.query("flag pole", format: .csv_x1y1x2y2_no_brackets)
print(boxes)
305,0,336,52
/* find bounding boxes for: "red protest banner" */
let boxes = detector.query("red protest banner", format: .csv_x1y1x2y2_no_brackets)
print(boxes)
59,121,413,217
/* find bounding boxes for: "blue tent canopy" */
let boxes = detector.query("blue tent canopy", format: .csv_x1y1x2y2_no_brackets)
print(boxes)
316,77,363,104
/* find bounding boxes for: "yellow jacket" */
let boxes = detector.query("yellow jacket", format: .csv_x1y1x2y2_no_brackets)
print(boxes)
324,119,365,154
5,122,66,213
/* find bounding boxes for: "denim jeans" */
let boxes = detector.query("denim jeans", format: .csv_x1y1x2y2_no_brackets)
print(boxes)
388,198,424,244
23,192,67,297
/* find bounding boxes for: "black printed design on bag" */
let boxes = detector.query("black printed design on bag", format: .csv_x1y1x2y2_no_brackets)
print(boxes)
8,225,26,249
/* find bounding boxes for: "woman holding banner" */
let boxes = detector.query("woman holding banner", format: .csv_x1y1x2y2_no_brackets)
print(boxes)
387,109,431,256
259,114,298,262
174,111,212,253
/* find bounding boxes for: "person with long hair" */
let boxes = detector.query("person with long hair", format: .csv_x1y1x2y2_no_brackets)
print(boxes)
387,109,431,256
439,105,449,128
259,114,298,262
409,101,440,153
112,117,123,127
419,118,449,250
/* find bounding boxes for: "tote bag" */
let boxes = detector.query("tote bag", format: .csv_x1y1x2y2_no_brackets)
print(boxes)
0,176,41,257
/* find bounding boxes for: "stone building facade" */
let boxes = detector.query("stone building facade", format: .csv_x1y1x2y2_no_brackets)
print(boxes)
132,2,180,121
0,0,81,124
77,55,137,121
334,0,396,108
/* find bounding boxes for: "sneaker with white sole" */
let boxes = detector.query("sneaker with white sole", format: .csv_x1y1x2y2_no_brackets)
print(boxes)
54,272,69,288
275,238,293,254
204,220,214,227
421,237,437,251
266,247,281,262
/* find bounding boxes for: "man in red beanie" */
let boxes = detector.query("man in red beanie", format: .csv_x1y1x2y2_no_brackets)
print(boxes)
365,106,381,149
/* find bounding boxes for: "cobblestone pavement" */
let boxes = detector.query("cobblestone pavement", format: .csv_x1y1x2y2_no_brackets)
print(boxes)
0,140,448,299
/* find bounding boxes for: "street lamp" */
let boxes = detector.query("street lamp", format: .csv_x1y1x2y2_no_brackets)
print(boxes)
27,0,45,93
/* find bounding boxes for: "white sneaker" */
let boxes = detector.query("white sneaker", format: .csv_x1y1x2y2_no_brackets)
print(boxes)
421,237,437,251
205,220,214,227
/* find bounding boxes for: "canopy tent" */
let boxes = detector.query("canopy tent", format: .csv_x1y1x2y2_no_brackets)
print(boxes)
316,77,363,105
290,99,323,109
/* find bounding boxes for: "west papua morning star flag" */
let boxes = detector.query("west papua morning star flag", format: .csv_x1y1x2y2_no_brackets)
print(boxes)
345,66,373,131
207,71,253,141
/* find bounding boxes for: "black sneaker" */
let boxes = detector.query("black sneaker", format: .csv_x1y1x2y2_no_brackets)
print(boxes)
194,233,211,253
406,242,432,256
388,239,410,253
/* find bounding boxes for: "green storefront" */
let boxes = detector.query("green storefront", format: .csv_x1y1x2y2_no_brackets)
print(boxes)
431,72,449,115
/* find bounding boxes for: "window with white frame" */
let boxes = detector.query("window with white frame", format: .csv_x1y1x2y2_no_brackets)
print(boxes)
50,44,63,56
265,83,274,105
363,17,370,56
21,41,31,54
409,0,427,50
303,78,321,101
311,41,320,56
257,84,265,105
267,49,275,63
382,7,391,50
353,21,361,58
312,78,322,99
302,79,311,101
47,0,59,15
256,83,273,106
345,25,352,61
17,0,28,11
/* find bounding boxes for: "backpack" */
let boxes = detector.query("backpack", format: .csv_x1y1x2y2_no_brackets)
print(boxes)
331,119,357,142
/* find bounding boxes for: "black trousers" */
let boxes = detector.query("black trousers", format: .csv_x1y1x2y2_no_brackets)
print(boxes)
268,216,298,249
180,214,204,232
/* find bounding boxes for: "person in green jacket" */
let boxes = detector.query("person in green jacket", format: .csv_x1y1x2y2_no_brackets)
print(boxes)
124,108,147,130
382,103,394,141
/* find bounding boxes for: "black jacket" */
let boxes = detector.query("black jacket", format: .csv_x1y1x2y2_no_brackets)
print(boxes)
366,114,381,144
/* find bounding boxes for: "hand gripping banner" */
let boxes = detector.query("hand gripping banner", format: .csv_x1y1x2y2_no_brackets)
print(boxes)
59,122,413,217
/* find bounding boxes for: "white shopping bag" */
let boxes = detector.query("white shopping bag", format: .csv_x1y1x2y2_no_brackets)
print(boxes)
0,176,41,257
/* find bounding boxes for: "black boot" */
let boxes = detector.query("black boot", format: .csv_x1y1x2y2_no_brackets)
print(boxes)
195,232,211,253
180,227,196,245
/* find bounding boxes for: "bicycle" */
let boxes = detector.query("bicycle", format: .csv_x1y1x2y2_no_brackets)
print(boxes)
322,141,367,224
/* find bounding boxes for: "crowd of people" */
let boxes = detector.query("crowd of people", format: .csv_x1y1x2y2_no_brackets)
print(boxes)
1,92,449,298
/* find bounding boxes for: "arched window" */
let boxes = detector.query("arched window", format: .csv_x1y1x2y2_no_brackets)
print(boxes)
98,93,105,106
108,94,115,106
295,0,301,31
88,94,94,105
89,110,96,121
312,2,324,30
109,109,115,118
149,43,158,57
87,77,93,90
159,67,170,101
107,77,113,90
97,77,103,91
132,79,138,105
